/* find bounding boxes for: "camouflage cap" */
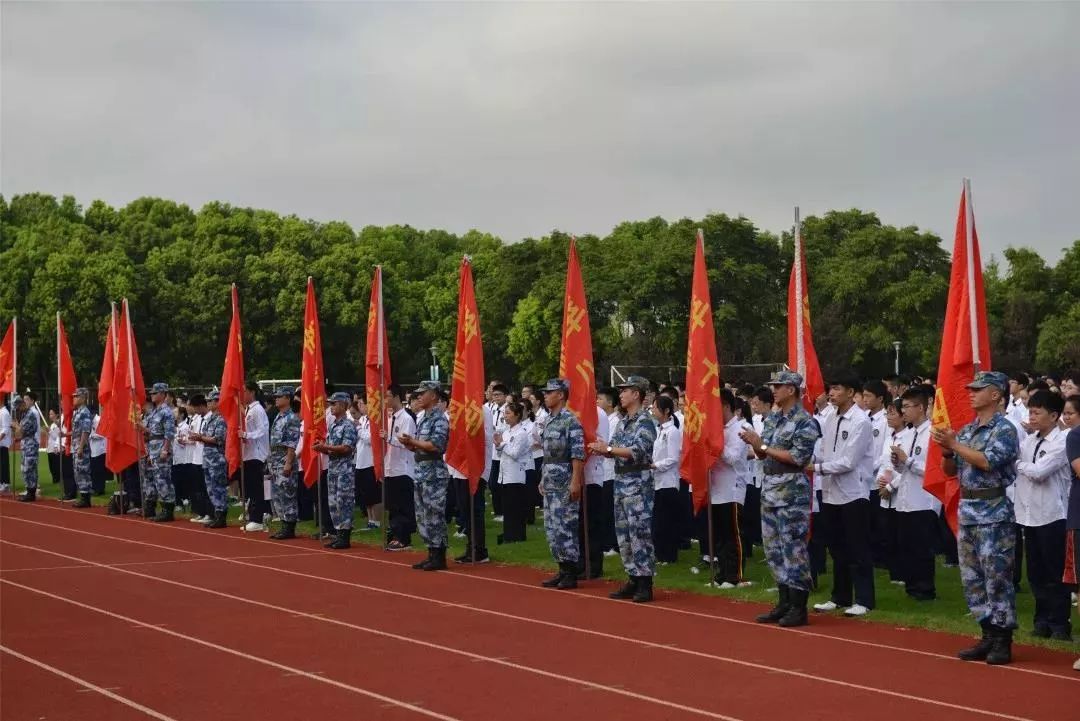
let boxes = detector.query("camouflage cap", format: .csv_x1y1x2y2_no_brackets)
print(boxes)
540,378,570,394
414,380,442,395
966,371,1009,393
73,387,89,398
206,390,221,401
273,386,295,398
328,391,350,403
766,370,804,388
151,382,170,394
616,375,650,395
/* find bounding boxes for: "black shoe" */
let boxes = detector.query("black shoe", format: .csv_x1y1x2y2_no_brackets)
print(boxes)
632,576,654,603
143,500,157,518
424,546,447,571
986,626,1013,665
328,528,351,549
107,495,121,515
456,550,490,564
557,562,578,590
1050,627,1073,642
17,488,37,502
72,492,92,508
151,502,175,522
958,621,995,661
610,577,639,600
542,568,566,588
756,585,790,624
412,549,434,570
778,588,809,627
205,510,227,529
269,521,296,540
1032,623,1052,639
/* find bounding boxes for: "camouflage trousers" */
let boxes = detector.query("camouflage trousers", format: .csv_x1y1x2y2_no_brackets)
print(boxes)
614,478,656,577
327,468,355,531
267,455,298,522
21,444,39,490
761,501,812,592
146,441,175,504
203,461,228,512
413,470,449,548
74,451,92,493
959,521,1018,629
542,464,580,564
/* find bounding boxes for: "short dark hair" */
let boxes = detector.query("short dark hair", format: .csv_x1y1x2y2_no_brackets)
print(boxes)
25,391,37,401
598,387,619,407
491,383,509,395
1027,390,1064,416
1064,394,1080,415
1009,371,1031,386
244,380,259,394
896,375,912,387
900,388,928,410
1062,369,1080,386
388,383,405,401
659,386,679,401
829,373,862,392
1027,380,1051,393
753,386,774,405
862,380,889,403
190,394,207,406
720,387,736,412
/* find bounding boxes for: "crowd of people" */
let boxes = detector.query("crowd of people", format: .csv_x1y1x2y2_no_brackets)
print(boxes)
2,368,1078,671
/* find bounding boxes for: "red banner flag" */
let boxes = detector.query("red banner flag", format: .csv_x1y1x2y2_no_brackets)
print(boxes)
57,314,78,454
301,277,327,487
680,230,725,514
446,257,486,493
365,266,392,481
219,284,246,478
787,208,825,413
559,237,599,448
0,319,15,400
95,308,118,439
105,300,146,474
925,180,991,534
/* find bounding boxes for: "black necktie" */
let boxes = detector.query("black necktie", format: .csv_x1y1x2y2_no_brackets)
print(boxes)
1032,437,1045,463
833,416,846,452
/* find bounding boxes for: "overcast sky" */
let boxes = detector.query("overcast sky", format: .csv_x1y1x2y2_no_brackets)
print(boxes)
3,2,1078,263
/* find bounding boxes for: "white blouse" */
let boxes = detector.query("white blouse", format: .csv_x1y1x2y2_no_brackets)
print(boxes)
652,419,683,491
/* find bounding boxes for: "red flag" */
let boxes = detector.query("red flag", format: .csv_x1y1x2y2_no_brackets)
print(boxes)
0,319,15,401
57,314,78,454
925,180,991,534
105,300,146,474
445,257,486,493
558,237,599,448
787,208,825,413
219,285,246,478
365,266,392,481
680,230,725,514
95,308,118,439
301,277,327,487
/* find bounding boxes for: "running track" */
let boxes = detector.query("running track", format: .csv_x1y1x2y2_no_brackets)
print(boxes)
1,498,1075,721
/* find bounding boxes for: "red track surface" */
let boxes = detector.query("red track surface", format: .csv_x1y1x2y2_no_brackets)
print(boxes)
1,498,1076,721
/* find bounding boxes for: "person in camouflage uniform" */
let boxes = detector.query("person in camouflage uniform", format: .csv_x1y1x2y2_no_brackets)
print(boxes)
539,378,586,590
314,391,357,549
399,381,450,571
143,383,177,522
267,387,301,540
15,394,41,502
740,371,821,627
592,375,658,602
70,388,94,508
193,392,229,528
932,371,1020,665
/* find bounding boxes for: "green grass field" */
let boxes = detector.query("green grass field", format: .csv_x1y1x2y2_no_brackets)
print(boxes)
6,451,1077,654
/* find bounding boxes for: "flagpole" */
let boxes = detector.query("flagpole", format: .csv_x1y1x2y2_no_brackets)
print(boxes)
376,266,390,550
11,316,18,500
793,207,807,405
57,312,67,504
110,302,123,510
963,178,981,373
124,300,147,518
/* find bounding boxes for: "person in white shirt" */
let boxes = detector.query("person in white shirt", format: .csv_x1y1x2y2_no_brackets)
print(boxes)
1014,391,1073,640
173,407,195,509
704,389,750,586
597,388,621,557
874,398,907,583
89,411,108,495
353,398,381,531
660,386,694,555
0,400,12,492
384,385,418,551
488,383,509,522
238,381,271,531
881,389,940,601
46,409,63,487
1006,373,1031,429
523,386,546,522
449,396,494,564
741,387,772,560
579,406,611,578
496,400,532,544
861,380,894,572
650,395,683,564
812,374,875,617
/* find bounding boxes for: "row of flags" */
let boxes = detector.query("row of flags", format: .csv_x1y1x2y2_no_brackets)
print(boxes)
0,185,988,531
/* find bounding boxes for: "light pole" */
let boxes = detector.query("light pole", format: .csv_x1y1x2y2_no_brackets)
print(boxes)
429,345,439,382
893,341,901,375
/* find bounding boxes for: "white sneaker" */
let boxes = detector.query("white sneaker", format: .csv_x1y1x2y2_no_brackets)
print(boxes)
813,601,839,612
603,550,618,557
0,484,10,493
701,555,713,563
493,515,504,523
689,566,701,575
453,531,466,539
890,580,906,586
1073,657,1080,672
189,515,207,523
244,522,266,532
718,582,736,589
844,604,870,617
737,581,754,588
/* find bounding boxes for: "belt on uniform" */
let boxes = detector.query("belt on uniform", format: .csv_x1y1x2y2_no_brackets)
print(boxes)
763,460,803,475
615,465,650,475
543,457,570,464
414,452,441,462
149,435,165,440
271,445,292,452
960,487,1006,501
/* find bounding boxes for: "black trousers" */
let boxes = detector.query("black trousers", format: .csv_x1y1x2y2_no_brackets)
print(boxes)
501,482,529,543
653,487,682,563
678,480,694,549
740,485,762,558
121,463,141,506
187,466,210,517
524,467,539,524
1023,520,1072,632
0,447,9,486
61,453,76,498
938,508,959,564
602,478,618,552
454,477,488,553
696,501,744,584
809,492,828,582
236,460,268,523
316,470,333,533
896,510,938,599
489,460,502,515
820,498,876,609
576,483,605,574
48,452,62,486
870,489,897,570
173,463,191,504
91,455,108,494
386,474,416,545
298,470,316,522
1013,522,1025,589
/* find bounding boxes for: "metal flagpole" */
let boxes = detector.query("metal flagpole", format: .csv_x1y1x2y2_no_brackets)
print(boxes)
238,395,248,528
109,303,125,511
793,207,807,405
581,448,591,579
377,266,390,550
11,316,17,500
707,485,717,585
56,312,66,504
964,178,982,374
125,300,148,517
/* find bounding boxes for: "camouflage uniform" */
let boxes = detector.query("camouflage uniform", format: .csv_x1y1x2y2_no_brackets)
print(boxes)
760,403,820,592
541,407,586,564
413,407,450,548
145,402,176,504
19,407,41,490
326,414,358,530
956,411,1020,630
200,410,228,512
72,405,94,494
268,408,301,523
611,407,658,577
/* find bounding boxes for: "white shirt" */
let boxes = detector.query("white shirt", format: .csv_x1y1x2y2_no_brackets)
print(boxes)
188,413,204,466
47,422,62,453
496,422,531,485
865,408,888,482
90,414,107,457
1007,397,1028,429
605,411,620,480
652,419,683,491
531,407,548,460
241,402,269,462
174,419,193,465
490,403,507,461
354,415,373,469
295,419,327,473
1014,426,1071,527
584,412,610,487
815,404,873,505
447,407,494,482
747,414,765,488
887,421,941,513
0,406,11,448
709,416,749,504
385,408,416,478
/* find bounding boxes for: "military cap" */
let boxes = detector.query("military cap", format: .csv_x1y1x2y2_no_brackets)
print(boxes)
206,390,221,401
766,370,804,388
73,387,89,398
966,371,1009,394
616,375,650,395
414,380,442,394
151,382,169,394
540,378,570,394
273,386,295,398
328,391,351,403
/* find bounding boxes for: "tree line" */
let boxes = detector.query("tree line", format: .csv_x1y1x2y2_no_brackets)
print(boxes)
1,193,1077,394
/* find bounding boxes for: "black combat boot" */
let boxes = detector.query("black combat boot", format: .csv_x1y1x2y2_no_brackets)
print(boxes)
143,499,157,519
72,492,92,508
17,488,37,502
412,548,434,570
542,566,566,588
778,588,809,627
609,577,639,600
632,576,654,603
985,626,1013,666
756,585,790,624
205,510,227,529
270,520,296,540
958,621,995,662
424,546,447,571
328,528,351,549
556,562,578,590
151,502,175,523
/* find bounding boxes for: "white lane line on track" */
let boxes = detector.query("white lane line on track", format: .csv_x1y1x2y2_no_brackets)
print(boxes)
0,644,181,721
0,531,1039,721
0,545,745,721
0,551,323,574
0,578,461,721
